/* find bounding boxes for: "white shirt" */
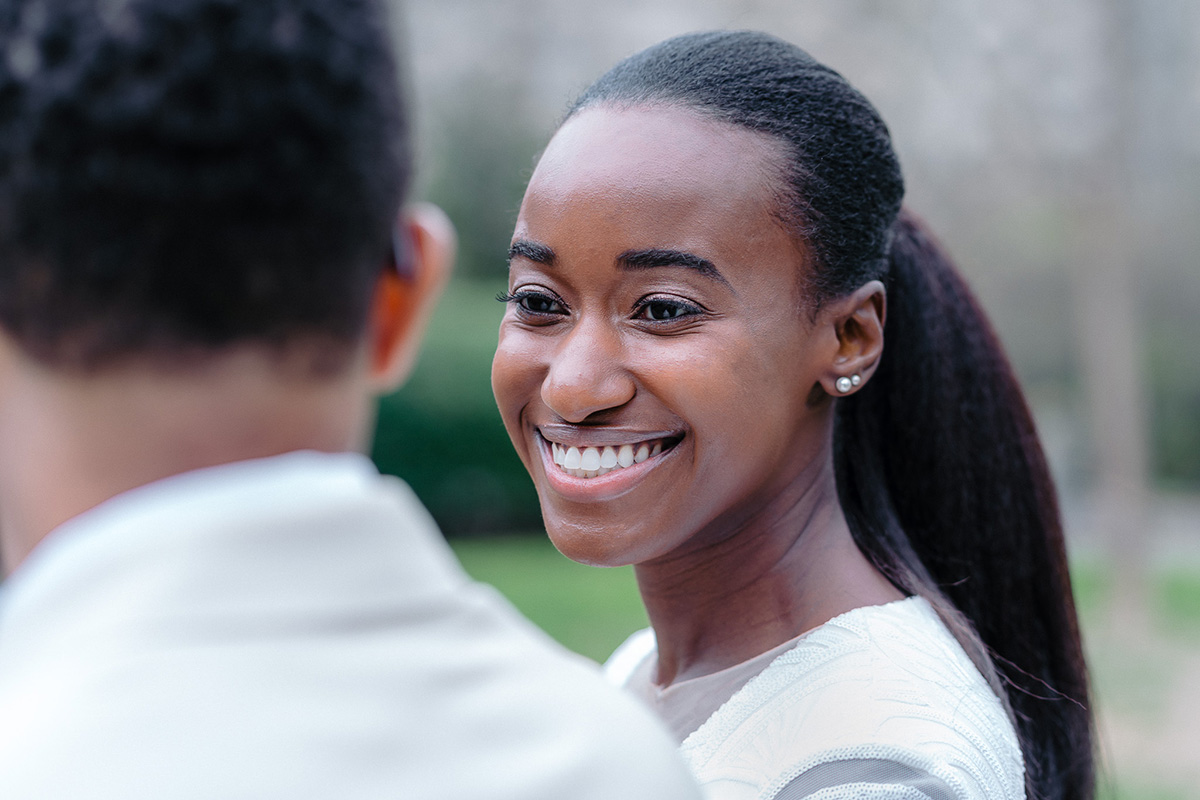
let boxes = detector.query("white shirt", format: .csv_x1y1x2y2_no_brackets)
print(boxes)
608,598,1025,800
0,451,701,800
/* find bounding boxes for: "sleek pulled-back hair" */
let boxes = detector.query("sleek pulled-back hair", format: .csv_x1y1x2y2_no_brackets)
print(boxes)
0,0,408,369
570,31,1094,800
570,31,902,306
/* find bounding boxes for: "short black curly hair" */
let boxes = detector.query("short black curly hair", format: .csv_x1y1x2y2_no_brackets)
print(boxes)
0,0,409,369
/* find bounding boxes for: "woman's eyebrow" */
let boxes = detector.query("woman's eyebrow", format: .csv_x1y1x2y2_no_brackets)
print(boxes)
508,239,555,266
507,241,733,290
618,248,731,288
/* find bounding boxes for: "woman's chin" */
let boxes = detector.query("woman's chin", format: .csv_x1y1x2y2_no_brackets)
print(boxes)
543,522,643,568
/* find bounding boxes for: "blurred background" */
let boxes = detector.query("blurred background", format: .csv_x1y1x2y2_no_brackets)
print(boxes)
376,1,1200,797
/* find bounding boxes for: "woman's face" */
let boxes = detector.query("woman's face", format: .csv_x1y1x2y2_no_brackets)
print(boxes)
492,105,840,567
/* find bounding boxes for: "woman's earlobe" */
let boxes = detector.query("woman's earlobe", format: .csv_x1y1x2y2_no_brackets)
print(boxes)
820,280,885,397
834,374,861,394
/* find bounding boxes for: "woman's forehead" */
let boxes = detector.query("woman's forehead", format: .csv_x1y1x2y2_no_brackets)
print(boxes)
526,104,785,208
513,104,809,302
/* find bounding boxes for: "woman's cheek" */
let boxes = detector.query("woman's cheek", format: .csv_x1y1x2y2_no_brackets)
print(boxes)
491,327,546,432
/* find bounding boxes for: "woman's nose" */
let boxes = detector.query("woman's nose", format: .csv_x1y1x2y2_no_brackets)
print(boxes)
541,321,635,423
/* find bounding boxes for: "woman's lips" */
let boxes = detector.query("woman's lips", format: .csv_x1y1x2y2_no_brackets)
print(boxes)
534,430,682,499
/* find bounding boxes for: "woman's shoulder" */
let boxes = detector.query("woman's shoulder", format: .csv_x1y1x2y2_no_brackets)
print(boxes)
680,597,1025,800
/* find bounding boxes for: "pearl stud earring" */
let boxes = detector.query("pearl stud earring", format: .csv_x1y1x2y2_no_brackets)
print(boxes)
836,374,862,393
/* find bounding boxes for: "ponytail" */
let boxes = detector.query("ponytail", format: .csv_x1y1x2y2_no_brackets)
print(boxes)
834,208,1094,800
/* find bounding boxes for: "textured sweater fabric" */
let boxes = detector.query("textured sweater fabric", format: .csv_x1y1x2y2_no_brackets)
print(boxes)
606,597,1025,800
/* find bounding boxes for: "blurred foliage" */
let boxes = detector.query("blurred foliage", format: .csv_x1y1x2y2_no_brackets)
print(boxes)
1152,380,1200,490
1070,561,1107,620
1071,560,1200,638
1157,570,1200,639
1147,293,1200,490
417,80,543,281
371,278,542,536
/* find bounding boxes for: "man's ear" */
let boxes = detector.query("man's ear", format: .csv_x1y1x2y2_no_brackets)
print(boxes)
815,280,886,398
366,202,456,391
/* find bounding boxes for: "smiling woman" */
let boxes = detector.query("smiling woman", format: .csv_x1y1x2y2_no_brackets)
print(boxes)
495,105,846,569
491,31,1094,800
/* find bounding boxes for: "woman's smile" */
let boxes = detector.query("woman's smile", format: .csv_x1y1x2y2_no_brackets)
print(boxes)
539,423,681,478
534,426,683,499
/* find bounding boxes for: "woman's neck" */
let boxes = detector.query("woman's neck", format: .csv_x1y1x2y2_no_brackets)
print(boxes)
633,454,902,687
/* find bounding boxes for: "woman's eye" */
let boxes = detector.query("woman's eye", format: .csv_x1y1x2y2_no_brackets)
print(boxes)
520,294,562,314
636,297,702,323
498,290,567,317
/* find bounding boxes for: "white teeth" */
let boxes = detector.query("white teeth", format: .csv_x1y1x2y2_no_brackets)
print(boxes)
617,444,634,467
549,438,672,478
600,446,618,469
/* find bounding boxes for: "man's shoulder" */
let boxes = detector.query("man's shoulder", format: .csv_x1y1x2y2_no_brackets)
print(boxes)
395,579,702,797
0,575,701,800
0,458,700,800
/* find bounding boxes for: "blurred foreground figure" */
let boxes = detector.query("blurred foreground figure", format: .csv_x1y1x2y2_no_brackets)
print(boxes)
0,2,700,798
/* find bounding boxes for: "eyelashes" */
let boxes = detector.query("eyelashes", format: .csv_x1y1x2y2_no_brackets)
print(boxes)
499,288,708,327
633,297,704,321
497,289,567,316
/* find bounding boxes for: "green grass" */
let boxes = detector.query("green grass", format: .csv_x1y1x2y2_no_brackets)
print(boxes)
450,535,648,663
1071,560,1200,639
1071,560,1109,618
1158,569,1200,636
1097,782,1190,800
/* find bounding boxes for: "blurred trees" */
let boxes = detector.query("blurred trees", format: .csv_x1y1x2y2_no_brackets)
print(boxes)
417,79,543,281
1068,0,1152,618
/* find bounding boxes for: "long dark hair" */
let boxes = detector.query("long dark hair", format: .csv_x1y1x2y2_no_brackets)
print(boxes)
569,30,1093,800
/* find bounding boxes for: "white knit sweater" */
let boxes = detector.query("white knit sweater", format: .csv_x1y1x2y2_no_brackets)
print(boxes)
606,597,1025,800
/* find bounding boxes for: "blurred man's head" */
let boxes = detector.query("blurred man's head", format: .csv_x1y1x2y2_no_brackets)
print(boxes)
0,0,453,573
0,0,419,371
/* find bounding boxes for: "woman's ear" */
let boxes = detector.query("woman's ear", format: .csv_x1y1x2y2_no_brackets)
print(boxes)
366,202,456,392
816,280,886,398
